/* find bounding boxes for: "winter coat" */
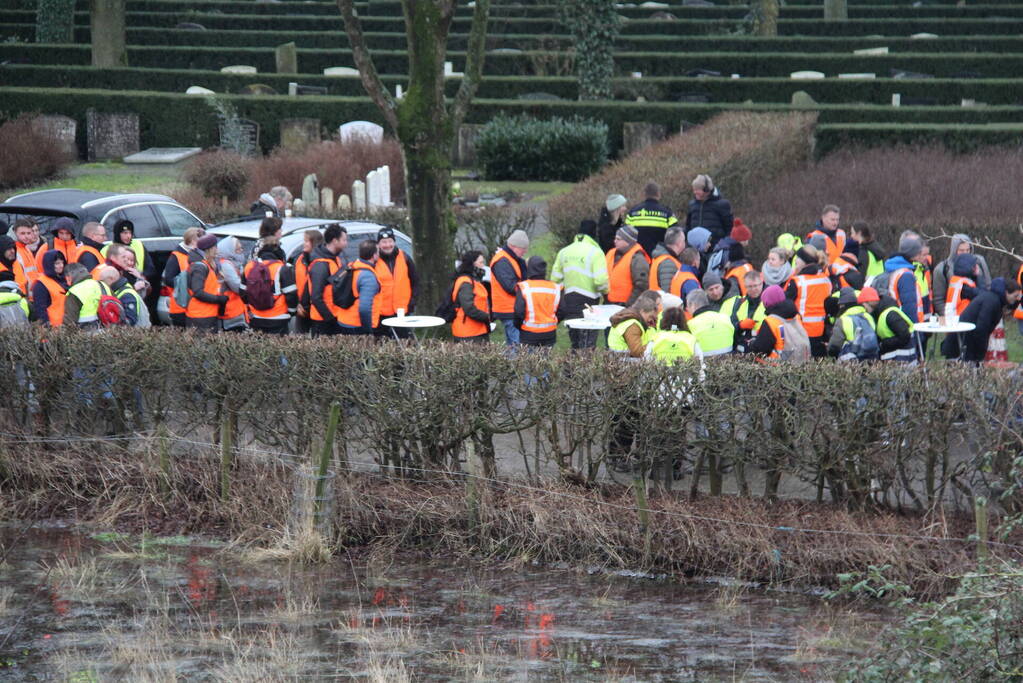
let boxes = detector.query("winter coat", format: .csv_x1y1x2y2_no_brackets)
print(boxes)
747,299,799,356
685,189,733,247
959,278,1009,362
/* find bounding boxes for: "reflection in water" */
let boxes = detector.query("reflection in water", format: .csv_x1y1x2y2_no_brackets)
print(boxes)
0,524,889,680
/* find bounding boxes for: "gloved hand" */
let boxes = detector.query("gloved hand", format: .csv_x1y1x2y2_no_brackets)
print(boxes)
738,318,756,331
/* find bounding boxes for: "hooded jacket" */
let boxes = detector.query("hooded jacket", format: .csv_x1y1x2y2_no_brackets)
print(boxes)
959,278,1010,362
883,254,923,322
747,299,799,356
0,235,17,269
685,188,733,246
608,307,649,358
31,250,68,325
932,235,992,313
306,243,342,322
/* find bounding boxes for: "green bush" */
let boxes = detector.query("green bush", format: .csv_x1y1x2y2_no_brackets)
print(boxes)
35,0,75,43
476,114,608,181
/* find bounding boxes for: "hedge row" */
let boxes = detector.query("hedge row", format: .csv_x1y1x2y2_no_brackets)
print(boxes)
815,122,1023,155
13,24,1023,55
2,86,1021,156
6,43,1023,79
7,64,1023,107
10,10,1023,37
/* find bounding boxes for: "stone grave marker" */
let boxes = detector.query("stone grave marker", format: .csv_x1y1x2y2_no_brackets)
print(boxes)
323,67,360,76
293,198,306,214
853,47,888,55
456,124,482,167
379,165,391,207
280,118,321,150
86,109,139,161
838,73,876,79
123,147,202,164
352,180,366,212
366,169,380,210
338,121,384,144
790,71,825,80
31,115,77,159
186,85,215,95
321,187,334,212
337,194,351,213
622,122,666,157
275,42,297,74
790,91,817,106
301,174,320,212
221,65,257,74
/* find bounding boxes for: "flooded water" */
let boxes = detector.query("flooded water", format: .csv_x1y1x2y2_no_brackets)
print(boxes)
0,523,887,681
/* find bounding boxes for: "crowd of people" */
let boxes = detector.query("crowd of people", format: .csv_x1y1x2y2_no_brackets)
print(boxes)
1,175,1021,367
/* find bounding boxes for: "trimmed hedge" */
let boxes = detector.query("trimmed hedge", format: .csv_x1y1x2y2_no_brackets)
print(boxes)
815,122,1023,156
8,64,1023,108
2,86,1021,157
7,43,1023,79
476,114,609,181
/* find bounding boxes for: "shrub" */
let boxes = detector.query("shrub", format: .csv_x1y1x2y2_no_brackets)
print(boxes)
182,150,252,202
547,111,817,244
476,114,608,182
35,0,74,43
0,114,74,191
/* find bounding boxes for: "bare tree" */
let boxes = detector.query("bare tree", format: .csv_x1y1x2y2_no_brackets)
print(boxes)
337,0,491,309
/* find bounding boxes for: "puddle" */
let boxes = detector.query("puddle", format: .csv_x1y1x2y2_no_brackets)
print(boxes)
0,524,889,680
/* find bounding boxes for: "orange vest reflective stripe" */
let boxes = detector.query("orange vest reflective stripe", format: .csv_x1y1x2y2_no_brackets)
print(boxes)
1015,263,1023,320
15,242,42,289
648,253,680,291
337,261,381,328
0,261,27,296
889,268,924,323
763,315,786,359
186,260,221,319
606,244,649,304
295,253,311,312
37,274,66,327
807,228,846,264
308,257,340,321
946,275,974,316
516,279,561,334
669,270,699,298
452,275,489,338
76,244,104,275
245,260,290,319
167,251,191,315
218,259,247,322
489,249,523,314
725,262,754,296
792,272,832,337
374,250,412,316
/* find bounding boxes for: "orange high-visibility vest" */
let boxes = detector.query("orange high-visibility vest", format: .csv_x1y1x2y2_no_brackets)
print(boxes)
217,259,247,322
829,258,856,286
762,315,787,360
374,250,412,316
167,251,191,316
669,269,699,298
337,261,381,328
1015,263,1023,321
36,274,66,327
807,228,847,264
76,244,105,279
889,267,924,323
489,248,523,315
43,238,79,266
606,244,649,305
946,275,975,317
452,275,490,338
308,256,340,322
186,260,221,320
791,272,832,337
294,252,311,313
725,262,754,296
516,279,561,334
648,252,680,291
0,260,27,296
15,242,42,289
245,260,290,320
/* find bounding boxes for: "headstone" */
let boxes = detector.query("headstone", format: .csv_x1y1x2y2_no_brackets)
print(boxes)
395,84,403,100
631,71,643,78
218,118,259,156
302,174,320,212
292,84,327,96
352,180,366,212
123,147,202,164
221,65,258,74
911,32,939,39
639,1,669,6
186,85,215,95
293,198,306,214
456,123,483,167
275,42,297,74
891,93,901,107
790,90,817,106
961,99,976,107
650,11,677,20
238,83,277,95
790,71,825,80
838,73,876,79
321,187,334,212
280,118,321,150
31,115,77,159
323,66,360,76
366,169,380,210
85,109,139,161
687,68,721,78
379,165,391,207
338,120,384,144
443,61,463,77
175,22,205,30
853,47,888,55
622,122,666,157
337,194,351,213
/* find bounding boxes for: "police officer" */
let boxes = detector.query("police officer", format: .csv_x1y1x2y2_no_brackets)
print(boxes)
625,182,678,256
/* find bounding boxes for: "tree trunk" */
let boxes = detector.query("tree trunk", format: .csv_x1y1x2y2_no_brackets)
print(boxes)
754,0,779,36
402,139,455,310
824,0,847,21
91,0,128,67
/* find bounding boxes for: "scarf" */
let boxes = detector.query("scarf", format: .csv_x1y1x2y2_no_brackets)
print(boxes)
761,259,792,287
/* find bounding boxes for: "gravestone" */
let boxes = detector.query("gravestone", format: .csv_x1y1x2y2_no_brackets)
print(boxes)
366,169,380,210
352,180,366,212
239,84,277,95
853,47,888,55
186,85,215,95
790,71,825,80
280,118,321,150
911,33,939,39
175,22,205,30
622,122,666,157
275,42,297,74
379,165,391,207
293,198,306,214
321,187,334,212
338,120,384,144
86,109,139,161
838,73,876,79
790,90,817,106
31,115,77,159
891,93,901,107
456,124,483,167
221,65,257,74
323,66,360,76
301,174,320,212
218,118,259,156
123,147,202,164
337,194,351,213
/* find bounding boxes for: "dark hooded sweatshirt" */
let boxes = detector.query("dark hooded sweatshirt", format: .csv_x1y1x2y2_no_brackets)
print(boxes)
31,250,68,325
748,299,800,357
306,243,343,323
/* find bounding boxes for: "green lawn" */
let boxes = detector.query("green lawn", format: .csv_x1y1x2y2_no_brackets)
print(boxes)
5,162,183,199
452,176,574,203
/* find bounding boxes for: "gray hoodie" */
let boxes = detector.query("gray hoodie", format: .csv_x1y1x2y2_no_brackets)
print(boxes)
932,233,991,313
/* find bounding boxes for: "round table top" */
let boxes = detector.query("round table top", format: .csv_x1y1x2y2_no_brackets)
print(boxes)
587,304,623,319
565,318,612,330
915,321,976,334
381,315,447,328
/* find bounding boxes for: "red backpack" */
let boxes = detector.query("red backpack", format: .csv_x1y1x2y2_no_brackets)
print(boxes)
97,284,125,326
245,260,276,311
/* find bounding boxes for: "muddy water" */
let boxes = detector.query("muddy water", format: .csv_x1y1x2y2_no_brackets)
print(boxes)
0,523,887,681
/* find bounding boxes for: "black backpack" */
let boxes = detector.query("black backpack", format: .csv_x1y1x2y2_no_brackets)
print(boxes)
329,266,357,309
434,280,458,323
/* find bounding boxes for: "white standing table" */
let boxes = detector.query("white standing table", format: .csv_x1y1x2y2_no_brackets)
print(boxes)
914,320,976,362
381,315,447,342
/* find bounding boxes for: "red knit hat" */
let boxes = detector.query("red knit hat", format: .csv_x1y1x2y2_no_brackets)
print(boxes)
730,218,752,242
857,287,880,304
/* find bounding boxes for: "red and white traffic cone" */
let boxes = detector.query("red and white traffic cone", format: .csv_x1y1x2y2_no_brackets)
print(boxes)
986,319,1008,362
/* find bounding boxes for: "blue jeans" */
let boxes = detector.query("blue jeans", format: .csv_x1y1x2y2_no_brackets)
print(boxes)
501,318,520,345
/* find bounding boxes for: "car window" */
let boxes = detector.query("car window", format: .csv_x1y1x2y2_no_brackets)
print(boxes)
155,204,204,236
0,211,77,237
342,233,413,263
104,205,161,239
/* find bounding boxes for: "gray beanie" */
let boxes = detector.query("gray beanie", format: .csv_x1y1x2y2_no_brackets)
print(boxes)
506,230,530,249
838,286,859,308
807,234,828,252
702,271,722,289
899,236,923,260
606,194,627,212
616,225,638,245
